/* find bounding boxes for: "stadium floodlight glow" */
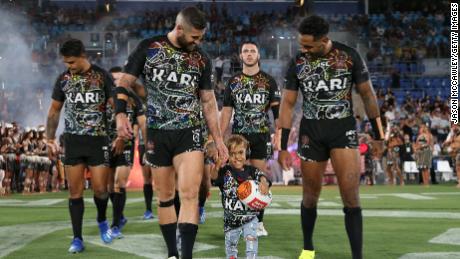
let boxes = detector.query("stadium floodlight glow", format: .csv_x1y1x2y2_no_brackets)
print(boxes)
279,36,285,39
271,36,274,39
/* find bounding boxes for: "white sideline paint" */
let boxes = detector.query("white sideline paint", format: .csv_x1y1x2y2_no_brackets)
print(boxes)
399,252,460,258
0,191,449,207
429,228,460,246
360,193,435,200
0,198,65,206
0,222,68,258
264,209,460,219
85,234,218,258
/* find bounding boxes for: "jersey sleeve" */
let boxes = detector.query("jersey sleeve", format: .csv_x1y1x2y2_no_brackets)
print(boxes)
198,51,213,90
213,166,226,187
268,75,281,104
124,39,150,78
350,48,370,85
222,82,233,107
284,59,299,91
51,75,65,102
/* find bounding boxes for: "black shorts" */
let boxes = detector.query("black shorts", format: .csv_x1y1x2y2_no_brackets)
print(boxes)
146,126,203,167
114,145,135,167
297,116,358,162
64,134,110,167
138,144,145,166
240,133,272,160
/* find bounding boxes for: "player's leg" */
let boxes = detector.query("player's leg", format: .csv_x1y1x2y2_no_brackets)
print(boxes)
153,166,178,258
140,143,155,219
299,160,327,256
242,217,259,258
90,165,112,244
330,148,362,259
175,151,204,258
198,162,212,224
66,164,86,252
112,165,130,238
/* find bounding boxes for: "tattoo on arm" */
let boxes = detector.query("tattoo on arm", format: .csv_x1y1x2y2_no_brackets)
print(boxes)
358,82,380,119
201,91,222,141
46,110,61,140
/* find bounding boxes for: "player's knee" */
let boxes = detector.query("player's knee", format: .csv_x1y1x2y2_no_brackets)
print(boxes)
302,193,320,207
245,235,257,241
92,186,108,199
178,188,199,202
157,188,175,201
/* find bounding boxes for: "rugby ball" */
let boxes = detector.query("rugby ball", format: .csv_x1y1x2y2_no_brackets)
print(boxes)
237,180,272,210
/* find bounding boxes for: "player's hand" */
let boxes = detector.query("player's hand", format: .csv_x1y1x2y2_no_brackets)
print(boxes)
259,178,270,195
278,150,292,171
46,139,59,160
112,137,125,155
214,139,228,167
116,113,133,140
372,140,384,158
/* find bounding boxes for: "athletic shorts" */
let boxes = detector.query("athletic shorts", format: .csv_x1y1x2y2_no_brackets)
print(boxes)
297,116,358,162
138,144,145,166
146,126,203,167
114,144,135,167
63,134,110,167
240,133,272,160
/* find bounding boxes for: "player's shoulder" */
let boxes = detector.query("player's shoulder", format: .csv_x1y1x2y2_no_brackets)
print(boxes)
259,70,276,81
332,41,360,57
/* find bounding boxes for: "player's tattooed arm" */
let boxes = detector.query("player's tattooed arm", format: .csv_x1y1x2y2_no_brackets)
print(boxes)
201,90,223,142
46,100,64,140
117,73,138,89
201,89,229,163
356,81,380,119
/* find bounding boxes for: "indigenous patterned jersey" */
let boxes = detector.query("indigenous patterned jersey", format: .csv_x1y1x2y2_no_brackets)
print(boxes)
223,71,280,134
124,36,212,130
52,65,113,136
285,41,369,120
214,164,265,232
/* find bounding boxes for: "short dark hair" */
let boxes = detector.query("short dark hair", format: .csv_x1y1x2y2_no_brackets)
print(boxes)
60,39,86,57
298,15,329,40
180,6,207,30
109,66,123,73
239,41,259,54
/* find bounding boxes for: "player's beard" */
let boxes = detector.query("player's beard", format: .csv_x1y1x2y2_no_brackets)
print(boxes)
242,58,258,67
177,34,196,52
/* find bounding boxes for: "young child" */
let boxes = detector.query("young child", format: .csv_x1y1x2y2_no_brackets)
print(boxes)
211,134,271,259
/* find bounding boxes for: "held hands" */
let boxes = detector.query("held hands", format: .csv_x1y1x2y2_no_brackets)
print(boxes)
116,113,133,140
278,150,292,171
214,139,229,167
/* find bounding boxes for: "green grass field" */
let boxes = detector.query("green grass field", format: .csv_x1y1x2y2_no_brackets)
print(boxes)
1,184,460,259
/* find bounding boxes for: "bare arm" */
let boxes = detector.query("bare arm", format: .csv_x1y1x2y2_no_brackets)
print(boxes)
137,115,147,145
201,89,229,163
46,100,64,140
278,89,298,129
219,107,233,137
116,73,139,139
356,80,380,119
201,90,223,142
356,80,385,139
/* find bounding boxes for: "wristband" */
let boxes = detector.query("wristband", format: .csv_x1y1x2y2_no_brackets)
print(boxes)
281,128,291,150
114,87,129,115
271,105,279,120
370,118,384,140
